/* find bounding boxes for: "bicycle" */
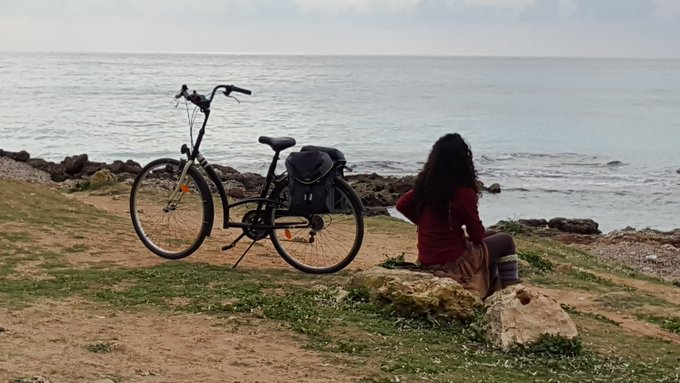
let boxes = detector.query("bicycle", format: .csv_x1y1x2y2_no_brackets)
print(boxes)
129,84,365,274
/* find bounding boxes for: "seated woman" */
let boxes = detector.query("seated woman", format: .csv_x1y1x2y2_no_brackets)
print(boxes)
396,133,520,298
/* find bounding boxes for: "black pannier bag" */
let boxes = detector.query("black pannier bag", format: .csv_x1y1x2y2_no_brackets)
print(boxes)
285,151,335,216
299,145,351,212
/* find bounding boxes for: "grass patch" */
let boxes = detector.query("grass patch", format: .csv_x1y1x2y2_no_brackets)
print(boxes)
364,215,414,234
0,180,124,230
637,314,680,335
561,304,622,327
518,250,554,272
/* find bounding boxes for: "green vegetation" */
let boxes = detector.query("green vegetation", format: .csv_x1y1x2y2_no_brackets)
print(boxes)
515,334,583,356
518,250,554,272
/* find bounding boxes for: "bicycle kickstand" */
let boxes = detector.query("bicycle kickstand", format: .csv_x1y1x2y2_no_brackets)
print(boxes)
222,232,246,252
232,239,257,269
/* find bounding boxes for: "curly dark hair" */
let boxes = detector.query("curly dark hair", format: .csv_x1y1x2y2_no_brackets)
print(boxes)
413,133,479,216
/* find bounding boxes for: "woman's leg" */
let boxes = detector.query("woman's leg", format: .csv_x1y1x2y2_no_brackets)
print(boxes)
483,233,520,288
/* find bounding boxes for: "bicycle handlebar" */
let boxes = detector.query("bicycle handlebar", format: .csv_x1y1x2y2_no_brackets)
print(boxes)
175,84,252,111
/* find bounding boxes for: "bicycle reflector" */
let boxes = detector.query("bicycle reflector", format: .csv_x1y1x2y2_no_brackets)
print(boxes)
180,184,190,193
284,229,292,240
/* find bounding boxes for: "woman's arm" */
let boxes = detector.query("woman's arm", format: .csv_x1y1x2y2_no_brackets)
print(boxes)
457,188,485,244
395,189,419,224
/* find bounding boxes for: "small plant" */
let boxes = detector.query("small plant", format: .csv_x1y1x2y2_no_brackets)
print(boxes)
493,219,525,235
379,253,406,268
87,342,115,353
515,334,583,356
346,287,371,302
518,251,554,272
661,317,680,334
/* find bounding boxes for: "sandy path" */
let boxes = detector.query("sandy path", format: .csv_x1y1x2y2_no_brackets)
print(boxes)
0,300,363,383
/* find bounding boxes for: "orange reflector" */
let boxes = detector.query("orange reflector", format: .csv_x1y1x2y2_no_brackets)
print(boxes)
180,184,190,193
284,229,292,240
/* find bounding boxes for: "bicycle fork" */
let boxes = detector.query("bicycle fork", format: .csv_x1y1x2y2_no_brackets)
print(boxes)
165,159,195,210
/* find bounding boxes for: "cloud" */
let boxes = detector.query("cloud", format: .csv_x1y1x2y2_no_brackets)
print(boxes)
0,0,678,57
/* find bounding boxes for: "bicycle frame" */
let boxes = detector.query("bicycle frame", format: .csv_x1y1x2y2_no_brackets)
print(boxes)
175,92,306,237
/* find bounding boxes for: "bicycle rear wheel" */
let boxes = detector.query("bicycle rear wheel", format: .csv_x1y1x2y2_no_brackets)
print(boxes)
269,178,364,274
130,158,213,260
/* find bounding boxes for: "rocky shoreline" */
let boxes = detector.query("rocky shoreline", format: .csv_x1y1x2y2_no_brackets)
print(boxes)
0,148,501,212
1,148,678,282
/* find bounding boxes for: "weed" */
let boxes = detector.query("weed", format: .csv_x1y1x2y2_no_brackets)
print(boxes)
493,219,526,235
87,342,115,353
379,253,406,268
638,315,680,335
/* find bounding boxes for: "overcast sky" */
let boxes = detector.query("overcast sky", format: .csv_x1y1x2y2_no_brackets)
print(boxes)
0,0,679,58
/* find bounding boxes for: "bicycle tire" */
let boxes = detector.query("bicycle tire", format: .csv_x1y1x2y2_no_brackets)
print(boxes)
130,158,214,260
269,178,364,274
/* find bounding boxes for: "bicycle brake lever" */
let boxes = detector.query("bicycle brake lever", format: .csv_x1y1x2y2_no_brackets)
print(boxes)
226,95,241,104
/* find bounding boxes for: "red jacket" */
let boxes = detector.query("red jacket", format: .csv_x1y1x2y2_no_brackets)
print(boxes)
395,187,485,265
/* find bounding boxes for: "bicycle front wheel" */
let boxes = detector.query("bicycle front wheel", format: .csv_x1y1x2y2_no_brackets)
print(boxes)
269,178,364,274
130,158,213,260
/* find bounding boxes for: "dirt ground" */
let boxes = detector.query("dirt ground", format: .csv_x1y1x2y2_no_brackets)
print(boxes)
0,300,362,383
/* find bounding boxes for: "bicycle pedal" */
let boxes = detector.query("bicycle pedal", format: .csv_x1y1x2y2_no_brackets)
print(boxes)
221,244,236,251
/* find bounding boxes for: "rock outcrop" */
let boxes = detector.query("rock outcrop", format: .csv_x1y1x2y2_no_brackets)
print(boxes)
490,218,602,236
348,266,482,322
90,169,116,187
548,218,601,235
482,284,578,351
0,150,142,182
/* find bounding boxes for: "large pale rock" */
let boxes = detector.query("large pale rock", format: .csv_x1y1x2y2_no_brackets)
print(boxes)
483,284,578,350
90,169,116,187
378,277,482,321
348,266,482,322
348,266,431,291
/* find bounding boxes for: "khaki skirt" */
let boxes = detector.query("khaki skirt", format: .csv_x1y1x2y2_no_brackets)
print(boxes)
419,242,499,299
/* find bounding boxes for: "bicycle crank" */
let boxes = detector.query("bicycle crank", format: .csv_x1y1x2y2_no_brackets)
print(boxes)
241,210,270,240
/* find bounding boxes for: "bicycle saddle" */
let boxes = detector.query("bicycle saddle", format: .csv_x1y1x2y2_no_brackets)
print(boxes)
258,136,296,152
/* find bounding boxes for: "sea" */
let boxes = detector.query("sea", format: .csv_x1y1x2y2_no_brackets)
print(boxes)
0,52,678,232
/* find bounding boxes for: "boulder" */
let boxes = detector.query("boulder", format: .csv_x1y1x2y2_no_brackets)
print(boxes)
378,277,482,322
27,158,67,182
348,266,429,291
90,169,116,187
213,164,240,178
483,284,578,351
223,180,246,198
348,266,482,322
0,149,30,162
61,154,88,174
548,218,601,235
80,161,108,176
107,160,142,175
486,183,501,194
239,172,265,191
518,218,548,227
